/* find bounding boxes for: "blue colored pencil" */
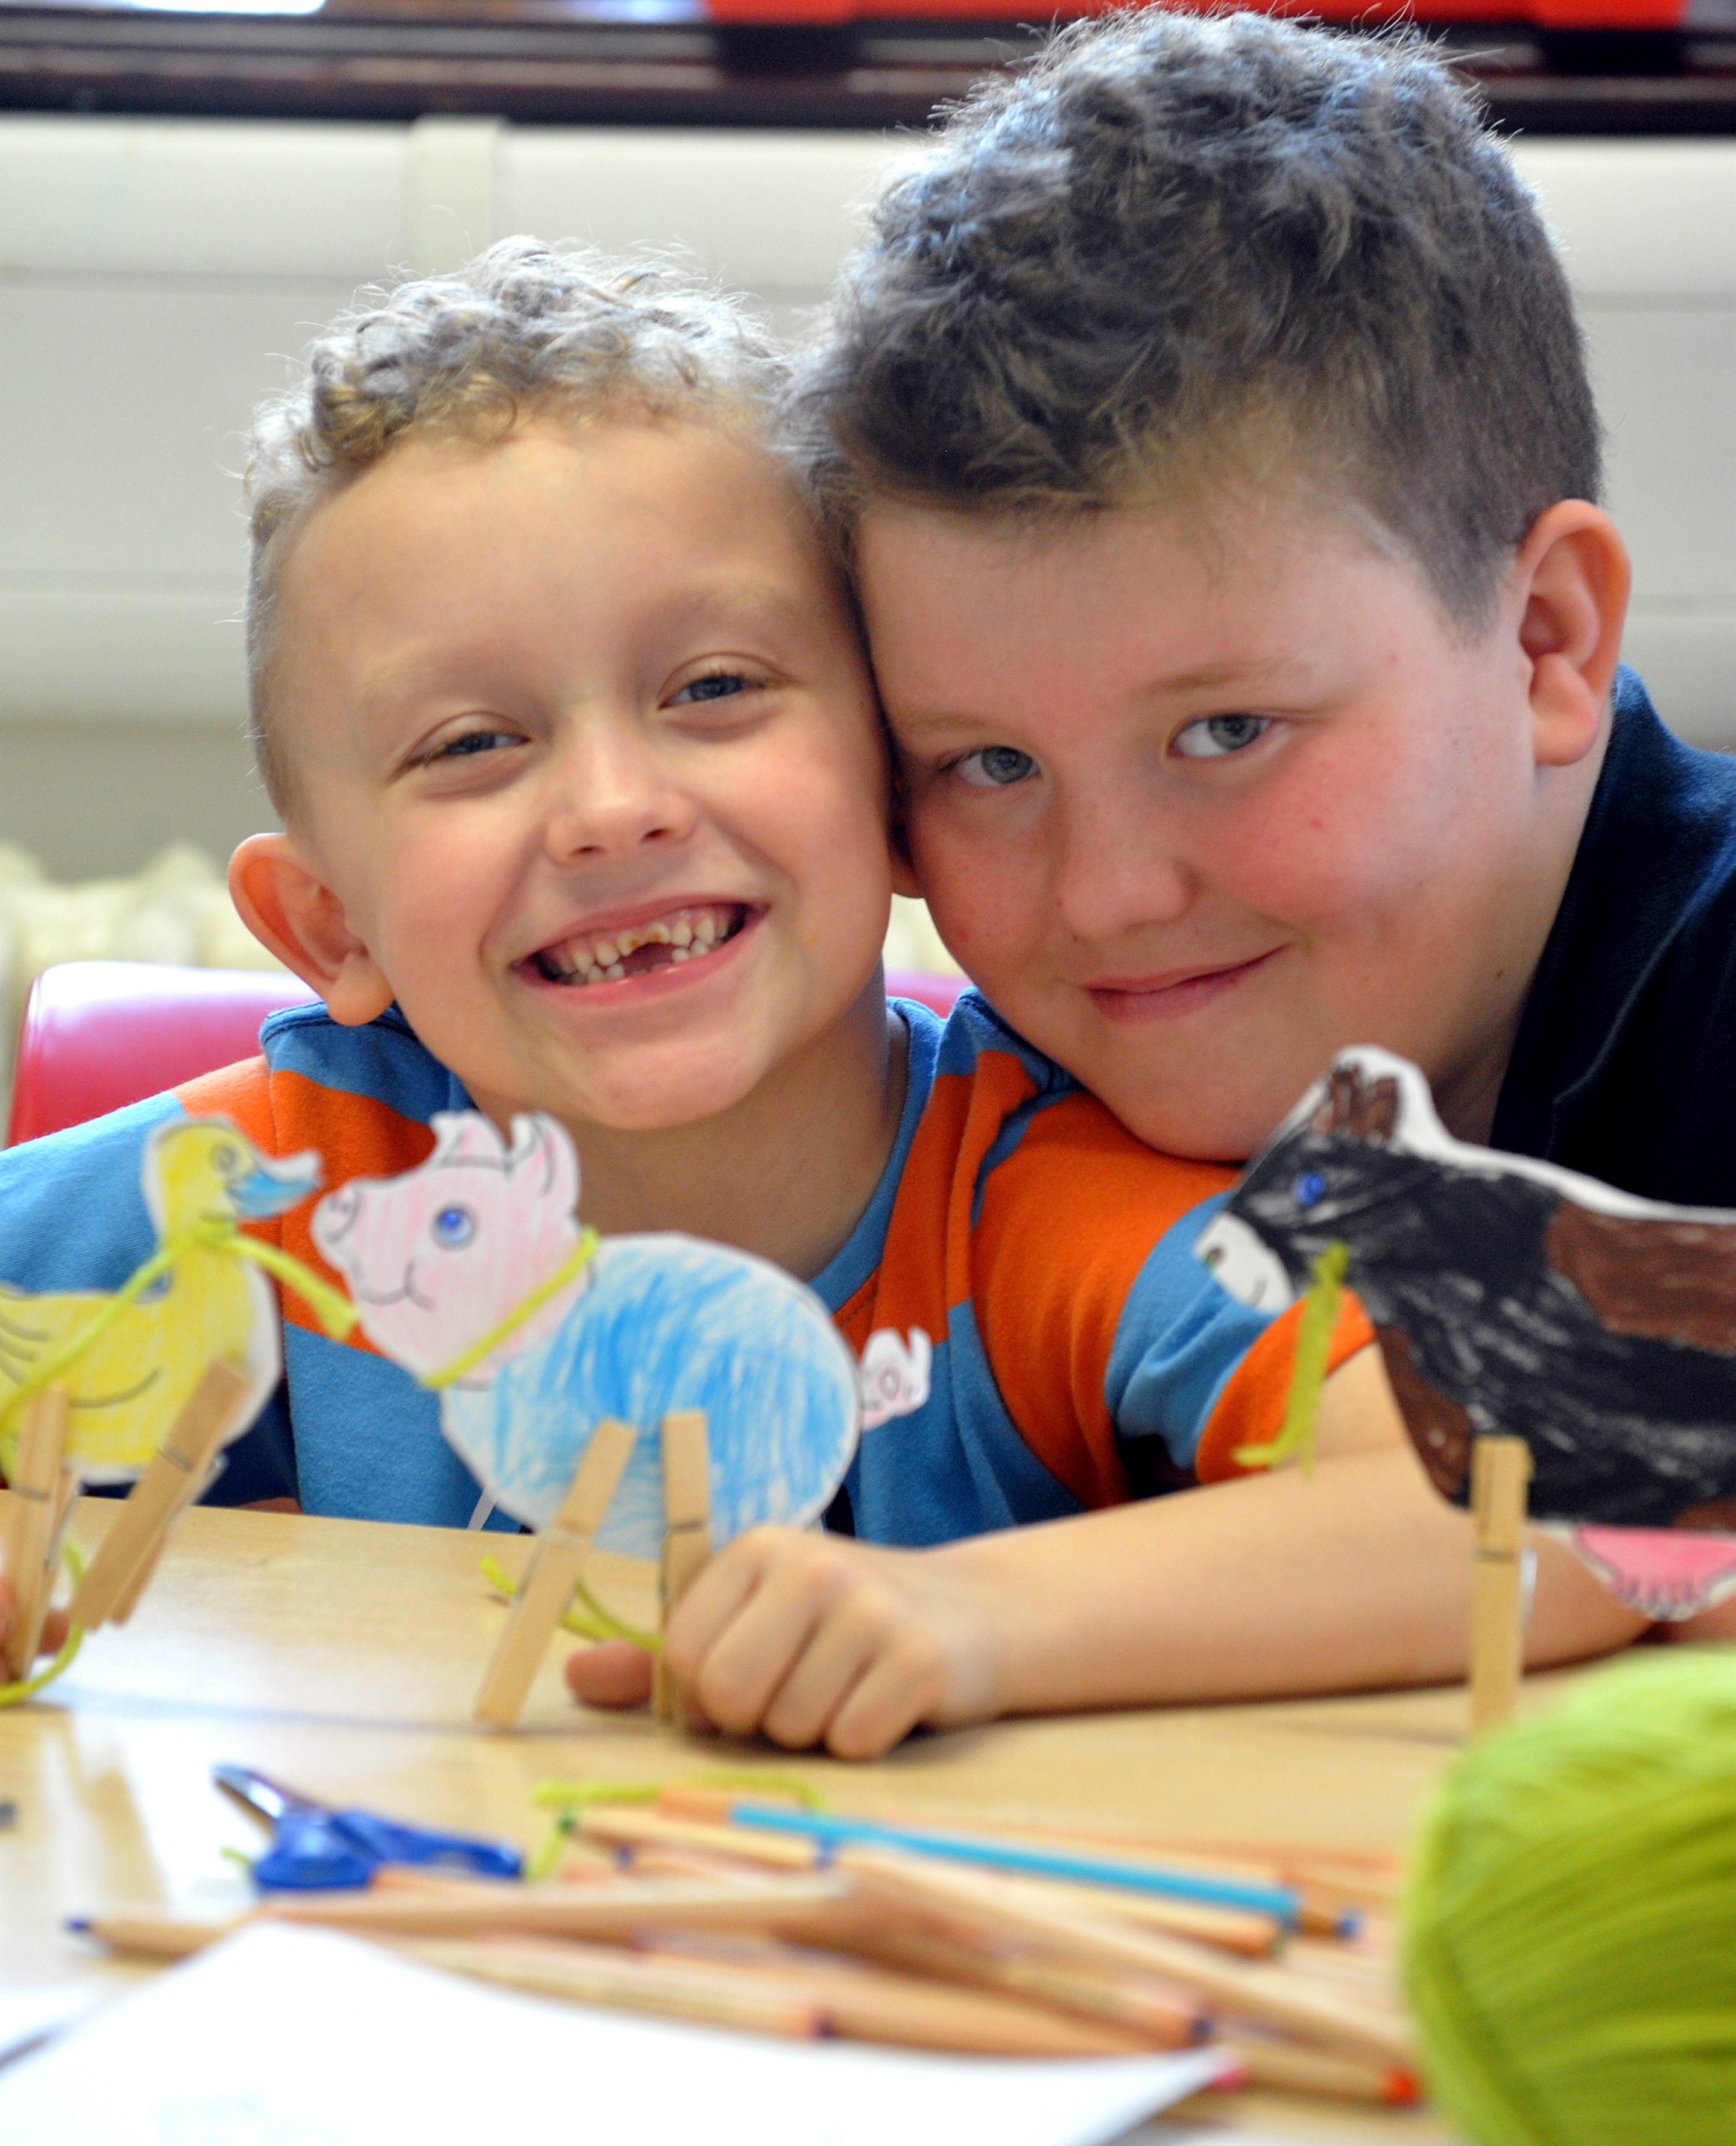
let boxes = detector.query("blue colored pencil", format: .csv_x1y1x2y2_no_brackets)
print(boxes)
727,1802,1302,1925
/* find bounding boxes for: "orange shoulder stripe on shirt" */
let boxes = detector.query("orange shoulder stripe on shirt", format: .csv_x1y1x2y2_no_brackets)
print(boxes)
1193,1292,1376,1484
176,1056,277,1152
835,1051,1041,1355
175,1061,436,1344
972,1090,1239,1509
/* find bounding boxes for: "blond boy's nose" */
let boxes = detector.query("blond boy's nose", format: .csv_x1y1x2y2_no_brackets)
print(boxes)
543,728,699,859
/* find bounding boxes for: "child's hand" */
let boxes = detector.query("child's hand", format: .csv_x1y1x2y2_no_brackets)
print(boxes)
0,1576,68,1671
563,1528,1005,1760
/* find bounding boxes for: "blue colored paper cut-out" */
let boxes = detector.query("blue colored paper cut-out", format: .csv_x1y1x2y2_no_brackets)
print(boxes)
312,1112,861,1557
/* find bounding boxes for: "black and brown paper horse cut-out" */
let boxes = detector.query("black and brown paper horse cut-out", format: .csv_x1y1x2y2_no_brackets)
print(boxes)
1198,1046,1736,1620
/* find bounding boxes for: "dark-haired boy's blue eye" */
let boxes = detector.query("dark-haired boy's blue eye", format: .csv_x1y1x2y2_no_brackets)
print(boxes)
432,1206,476,1249
1293,1170,1326,1210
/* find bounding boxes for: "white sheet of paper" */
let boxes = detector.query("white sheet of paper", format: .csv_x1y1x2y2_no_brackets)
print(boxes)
0,1985,100,2071
0,1924,1228,2144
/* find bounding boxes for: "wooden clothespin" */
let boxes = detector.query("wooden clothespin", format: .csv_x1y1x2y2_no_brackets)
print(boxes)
67,1358,251,1636
654,1409,712,1727
3,1385,72,1679
474,1417,638,1730
1468,1433,1534,1737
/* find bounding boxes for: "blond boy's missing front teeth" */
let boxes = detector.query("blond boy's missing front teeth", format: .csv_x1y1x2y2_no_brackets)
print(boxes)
533,902,750,987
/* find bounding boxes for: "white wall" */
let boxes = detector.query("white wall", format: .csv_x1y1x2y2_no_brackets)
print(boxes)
0,117,1731,872
1509,141,1736,751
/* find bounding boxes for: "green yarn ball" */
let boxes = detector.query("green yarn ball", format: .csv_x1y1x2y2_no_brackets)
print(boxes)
1405,1650,1736,2146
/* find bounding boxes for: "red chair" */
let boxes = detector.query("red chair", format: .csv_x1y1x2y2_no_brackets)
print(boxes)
6,961,967,1146
885,967,967,1019
6,962,319,1146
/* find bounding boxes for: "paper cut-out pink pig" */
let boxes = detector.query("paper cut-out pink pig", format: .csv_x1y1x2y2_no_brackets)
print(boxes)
314,1112,875,1557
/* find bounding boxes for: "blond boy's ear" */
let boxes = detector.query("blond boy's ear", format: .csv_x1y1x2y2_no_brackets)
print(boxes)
228,833,394,1027
1515,501,1632,770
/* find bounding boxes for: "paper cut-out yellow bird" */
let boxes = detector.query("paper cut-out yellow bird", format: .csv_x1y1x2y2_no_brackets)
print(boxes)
0,1118,325,1478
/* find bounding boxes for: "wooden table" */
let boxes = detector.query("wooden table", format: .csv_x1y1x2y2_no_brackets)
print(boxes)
0,1497,1499,2142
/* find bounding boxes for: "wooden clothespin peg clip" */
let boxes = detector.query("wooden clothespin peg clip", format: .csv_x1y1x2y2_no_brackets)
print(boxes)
67,1358,251,1636
1468,1433,1534,1738
474,1417,638,1730
3,1384,71,1679
655,1408,712,1727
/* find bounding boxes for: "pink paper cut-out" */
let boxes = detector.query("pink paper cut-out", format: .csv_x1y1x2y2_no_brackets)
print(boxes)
1563,1524,1736,1621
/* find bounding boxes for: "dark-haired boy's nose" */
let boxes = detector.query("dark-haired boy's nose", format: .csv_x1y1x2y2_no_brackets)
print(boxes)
1052,797,1195,944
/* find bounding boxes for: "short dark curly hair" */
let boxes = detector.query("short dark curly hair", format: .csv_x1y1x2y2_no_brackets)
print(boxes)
246,238,785,812
791,9,1601,625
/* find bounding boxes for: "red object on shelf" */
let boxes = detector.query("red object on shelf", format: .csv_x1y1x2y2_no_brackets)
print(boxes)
6,960,969,1147
705,0,1685,29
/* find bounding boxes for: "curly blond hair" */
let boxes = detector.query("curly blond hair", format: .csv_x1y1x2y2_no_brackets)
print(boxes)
245,238,788,812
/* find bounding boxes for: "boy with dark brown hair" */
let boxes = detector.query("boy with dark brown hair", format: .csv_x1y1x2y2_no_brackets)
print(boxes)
792,8,1719,1210
603,5,1736,1712
573,12,1683,1730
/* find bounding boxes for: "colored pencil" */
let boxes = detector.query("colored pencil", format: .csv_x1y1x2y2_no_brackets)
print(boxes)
582,1805,821,1870
857,1926,1211,2047
728,1801,1302,1924
655,1787,1372,1935
588,1806,1283,1956
401,1930,1150,2056
259,1870,856,1942
840,1850,1415,2069
1220,2038,1423,2105
631,1930,1154,2056
66,1912,235,1960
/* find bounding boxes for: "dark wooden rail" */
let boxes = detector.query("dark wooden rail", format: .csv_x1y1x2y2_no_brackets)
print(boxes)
1,7,1733,132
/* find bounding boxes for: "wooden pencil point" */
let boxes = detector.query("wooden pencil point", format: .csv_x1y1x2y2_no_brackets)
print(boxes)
1468,1434,1533,1738
474,1417,637,1729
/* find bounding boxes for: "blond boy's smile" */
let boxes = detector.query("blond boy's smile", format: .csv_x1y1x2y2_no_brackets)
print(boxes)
231,414,910,1270
526,898,757,991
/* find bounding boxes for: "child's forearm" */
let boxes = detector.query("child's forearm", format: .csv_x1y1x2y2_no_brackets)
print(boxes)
943,1449,1649,1721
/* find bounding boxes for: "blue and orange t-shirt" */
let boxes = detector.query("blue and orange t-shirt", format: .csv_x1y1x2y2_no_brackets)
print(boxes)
0,991,1368,1538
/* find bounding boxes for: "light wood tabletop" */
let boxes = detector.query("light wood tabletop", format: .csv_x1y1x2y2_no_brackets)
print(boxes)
0,1494,1503,2141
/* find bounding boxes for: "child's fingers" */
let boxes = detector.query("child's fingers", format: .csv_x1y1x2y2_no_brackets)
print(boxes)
678,1544,841,1739
753,1577,950,1755
659,1528,799,1691
563,1638,653,1711
756,1595,889,1751
822,1635,950,1761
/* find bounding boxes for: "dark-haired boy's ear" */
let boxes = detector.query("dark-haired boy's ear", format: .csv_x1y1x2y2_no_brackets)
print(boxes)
1514,502,1632,770
228,833,394,1027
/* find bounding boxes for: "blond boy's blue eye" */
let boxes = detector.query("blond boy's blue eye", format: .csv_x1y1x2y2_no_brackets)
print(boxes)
1173,714,1272,760
439,730,518,759
956,746,1038,789
673,673,750,704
